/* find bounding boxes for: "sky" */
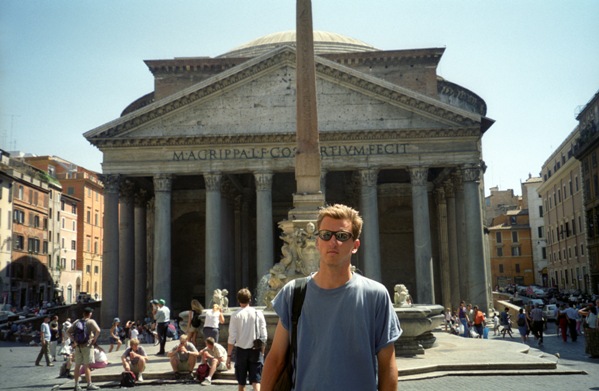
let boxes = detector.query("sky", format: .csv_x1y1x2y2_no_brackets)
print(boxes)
1,0,598,196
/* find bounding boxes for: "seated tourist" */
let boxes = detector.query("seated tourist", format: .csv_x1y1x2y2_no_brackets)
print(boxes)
198,337,228,386
121,338,148,382
80,344,109,374
167,334,199,374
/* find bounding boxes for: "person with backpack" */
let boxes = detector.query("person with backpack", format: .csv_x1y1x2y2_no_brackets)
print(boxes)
186,299,204,346
262,204,401,391
67,307,101,391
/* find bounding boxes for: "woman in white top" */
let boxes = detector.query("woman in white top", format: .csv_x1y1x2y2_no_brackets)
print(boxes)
203,304,225,343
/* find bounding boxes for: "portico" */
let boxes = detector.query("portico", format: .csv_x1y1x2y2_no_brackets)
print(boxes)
84,33,493,326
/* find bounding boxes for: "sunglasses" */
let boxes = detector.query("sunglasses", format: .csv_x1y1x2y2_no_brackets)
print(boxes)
317,230,353,242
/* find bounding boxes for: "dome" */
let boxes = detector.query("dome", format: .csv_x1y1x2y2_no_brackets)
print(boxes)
218,30,378,58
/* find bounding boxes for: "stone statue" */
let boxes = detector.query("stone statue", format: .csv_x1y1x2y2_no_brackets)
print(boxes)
394,284,412,307
211,288,229,311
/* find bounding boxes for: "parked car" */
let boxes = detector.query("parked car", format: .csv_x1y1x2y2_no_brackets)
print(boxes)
528,298,545,307
543,304,558,321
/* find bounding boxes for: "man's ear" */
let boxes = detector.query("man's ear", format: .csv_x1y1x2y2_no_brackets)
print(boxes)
351,239,360,254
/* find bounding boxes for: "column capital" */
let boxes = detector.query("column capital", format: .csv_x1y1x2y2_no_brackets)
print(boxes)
120,180,136,199
462,163,482,183
409,166,429,186
443,180,455,198
204,172,222,191
452,169,464,191
254,171,273,191
153,174,173,192
359,168,379,187
435,186,446,204
134,189,149,208
103,174,122,194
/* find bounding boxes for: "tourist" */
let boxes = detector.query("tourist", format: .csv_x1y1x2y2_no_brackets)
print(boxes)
203,303,225,344
168,334,199,374
198,336,228,386
81,343,109,374
186,299,204,346
492,312,500,336
34,315,53,367
516,308,529,343
472,305,485,338
108,318,122,352
500,307,513,338
121,338,148,382
68,306,101,390
227,288,267,391
565,303,579,342
557,304,569,342
49,315,60,362
262,204,401,391
154,299,170,355
530,304,544,346
458,300,470,337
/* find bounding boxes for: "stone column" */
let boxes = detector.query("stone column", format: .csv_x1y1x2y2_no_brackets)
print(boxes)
359,169,382,281
410,167,434,304
134,190,148,321
118,180,135,321
255,172,274,279
463,164,490,312
444,180,461,307
101,174,120,327
204,173,222,304
454,170,469,301
153,174,172,306
435,187,451,310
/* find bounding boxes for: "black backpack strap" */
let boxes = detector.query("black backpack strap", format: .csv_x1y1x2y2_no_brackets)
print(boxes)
290,277,308,373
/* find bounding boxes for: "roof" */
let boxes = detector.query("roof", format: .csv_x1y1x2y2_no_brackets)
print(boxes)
219,30,377,58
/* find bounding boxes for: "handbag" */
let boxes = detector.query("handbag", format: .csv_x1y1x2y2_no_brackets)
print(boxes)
273,278,307,391
253,309,265,350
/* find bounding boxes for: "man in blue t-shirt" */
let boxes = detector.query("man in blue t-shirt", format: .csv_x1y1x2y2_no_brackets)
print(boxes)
262,204,402,391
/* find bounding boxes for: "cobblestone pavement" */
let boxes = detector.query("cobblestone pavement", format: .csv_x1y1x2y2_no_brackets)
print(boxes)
1,323,597,390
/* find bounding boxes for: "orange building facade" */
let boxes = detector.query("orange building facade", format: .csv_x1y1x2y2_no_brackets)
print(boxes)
489,210,535,287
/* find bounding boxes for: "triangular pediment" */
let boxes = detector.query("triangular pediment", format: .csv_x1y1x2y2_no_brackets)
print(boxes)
84,46,484,147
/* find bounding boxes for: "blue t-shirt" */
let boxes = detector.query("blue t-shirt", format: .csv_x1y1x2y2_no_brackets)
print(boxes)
272,273,401,391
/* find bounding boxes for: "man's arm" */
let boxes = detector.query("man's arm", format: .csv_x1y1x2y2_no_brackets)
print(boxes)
261,320,290,391
376,343,398,391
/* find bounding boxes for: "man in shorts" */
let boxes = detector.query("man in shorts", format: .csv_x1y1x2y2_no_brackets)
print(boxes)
121,338,149,382
168,334,199,374
68,307,101,391
198,336,228,386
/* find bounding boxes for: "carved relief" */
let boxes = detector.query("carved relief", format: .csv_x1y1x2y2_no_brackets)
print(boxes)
443,180,455,198
119,179,136,200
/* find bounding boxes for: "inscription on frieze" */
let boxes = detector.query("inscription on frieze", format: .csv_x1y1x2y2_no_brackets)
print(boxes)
172,142,410,161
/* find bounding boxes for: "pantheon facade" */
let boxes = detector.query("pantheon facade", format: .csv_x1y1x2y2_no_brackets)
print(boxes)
84,31,494,326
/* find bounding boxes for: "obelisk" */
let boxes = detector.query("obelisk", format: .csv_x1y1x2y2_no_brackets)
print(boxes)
291,0,325,219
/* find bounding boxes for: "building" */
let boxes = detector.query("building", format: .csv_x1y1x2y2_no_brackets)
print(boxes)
84,31,495,325
521,176,547,286
484,186,520,226
3,157,52,308
59,193,82,304
574,90,599,294
538,128,588,292
489,209,534,287
25,156,104,301
0,151,13,305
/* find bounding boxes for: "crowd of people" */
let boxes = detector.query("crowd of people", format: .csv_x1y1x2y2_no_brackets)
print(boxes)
443,296,599,358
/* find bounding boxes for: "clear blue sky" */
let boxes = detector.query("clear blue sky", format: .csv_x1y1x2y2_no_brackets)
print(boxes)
1,0,598,196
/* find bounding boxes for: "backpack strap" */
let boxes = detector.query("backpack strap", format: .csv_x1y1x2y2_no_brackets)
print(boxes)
289,277,308,384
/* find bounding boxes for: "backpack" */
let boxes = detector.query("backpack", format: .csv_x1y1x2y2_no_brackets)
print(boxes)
191,311,202,328
196,363,209,382
120,370,136,387
517,316,526,327
73,319,89,345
